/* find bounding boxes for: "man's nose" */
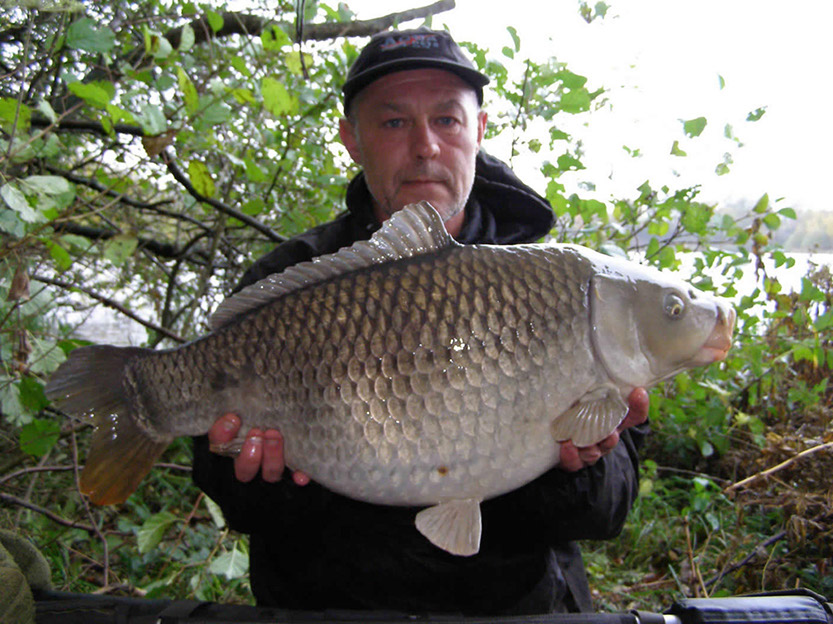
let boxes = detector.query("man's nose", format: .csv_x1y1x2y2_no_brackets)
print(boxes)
411,121,440,159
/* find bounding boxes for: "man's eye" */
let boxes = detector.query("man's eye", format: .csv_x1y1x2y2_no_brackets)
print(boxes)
383,118,404,128
436,116,458,127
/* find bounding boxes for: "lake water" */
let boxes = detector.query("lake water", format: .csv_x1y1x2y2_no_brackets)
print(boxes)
71,251,833,347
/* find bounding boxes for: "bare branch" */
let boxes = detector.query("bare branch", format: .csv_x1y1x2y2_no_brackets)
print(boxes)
163,1,457,47
0,491,99,533
724,440,833,493
51,221,210,264
301,0,457,40
161,149,285,243
32,274,188,344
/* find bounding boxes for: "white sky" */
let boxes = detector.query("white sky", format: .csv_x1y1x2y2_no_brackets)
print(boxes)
343,0,833,213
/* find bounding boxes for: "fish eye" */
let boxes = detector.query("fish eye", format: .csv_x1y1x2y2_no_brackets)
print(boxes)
664,293,685,319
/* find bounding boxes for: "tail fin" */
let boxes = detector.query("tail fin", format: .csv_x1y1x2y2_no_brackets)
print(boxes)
45,345,172,505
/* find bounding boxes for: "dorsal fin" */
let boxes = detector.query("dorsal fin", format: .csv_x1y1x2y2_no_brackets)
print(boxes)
209,201,458,329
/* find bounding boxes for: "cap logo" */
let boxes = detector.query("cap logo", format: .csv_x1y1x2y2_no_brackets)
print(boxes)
379,34,440,51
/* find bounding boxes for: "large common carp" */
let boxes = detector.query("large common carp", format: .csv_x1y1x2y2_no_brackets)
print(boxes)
46,202,735,556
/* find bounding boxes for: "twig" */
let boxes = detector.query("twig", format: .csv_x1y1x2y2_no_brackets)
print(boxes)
161,149,285,243
723,440,833,493
70,426,111,587
0,492,98,533
0,465,75,488
703,531,787,590
32,273,187,344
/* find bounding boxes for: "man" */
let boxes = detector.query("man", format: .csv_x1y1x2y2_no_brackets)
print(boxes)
192,28,648,615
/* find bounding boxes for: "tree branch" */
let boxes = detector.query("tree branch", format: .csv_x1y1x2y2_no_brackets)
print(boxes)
32,274,187,344
724,440,833,494
51,221,210,264
163,1,456,47
161,149,285,243
0,491,99,533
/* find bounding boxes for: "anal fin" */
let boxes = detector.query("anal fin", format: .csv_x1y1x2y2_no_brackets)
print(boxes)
415,498,482,556
551,385,628,447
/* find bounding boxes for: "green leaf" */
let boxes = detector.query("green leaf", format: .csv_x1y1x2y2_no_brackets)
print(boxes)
1,183,40,222
556,153,584,171
103,234,138,266
670,140,687,157
206,11,224,32
501,46,515,59
188,161,215,197
746,106,767,122
201,100,232,125
177,68,199,114
559,89,591,114
36,100,58,123
262,77,297,116
762,213,781,230
138,104,167,136
753,194,770,213
261,25,291,51
29,337,67,375
556,70,588,90
179,24,195,51
0,379,28,425
0,98,31,133
285,51,313,76
19,418,61,456
683,116,707,138
230,56,251,77
23,175,73,197
681,203,712,235
244,158,267,183
67,18,116,53
507,25,520,52
203,495,226,528
209,544,249,579
137,511,179,554
715,152,733,176
18,376,48,413
778,207,797,220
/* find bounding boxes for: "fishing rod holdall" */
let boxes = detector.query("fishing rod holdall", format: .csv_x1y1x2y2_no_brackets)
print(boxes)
32,588,833,624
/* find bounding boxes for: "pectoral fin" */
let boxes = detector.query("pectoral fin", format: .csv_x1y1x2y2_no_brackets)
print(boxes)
551,385,628,447
415,499,482,556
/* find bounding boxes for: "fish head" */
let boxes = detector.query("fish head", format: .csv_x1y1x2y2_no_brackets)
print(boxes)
588,257,736,388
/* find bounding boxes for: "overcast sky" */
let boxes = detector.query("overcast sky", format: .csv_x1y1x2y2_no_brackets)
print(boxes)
345,0,832,213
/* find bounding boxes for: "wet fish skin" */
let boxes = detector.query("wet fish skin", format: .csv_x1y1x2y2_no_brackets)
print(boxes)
46,201,735,556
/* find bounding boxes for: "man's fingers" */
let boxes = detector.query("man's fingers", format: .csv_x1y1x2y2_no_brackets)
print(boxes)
208,413,241,445
558,441,583,472
260,430,285,482
235,429,264,482
620,387,649,431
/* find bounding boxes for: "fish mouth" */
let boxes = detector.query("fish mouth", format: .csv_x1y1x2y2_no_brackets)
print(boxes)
694,305,736,365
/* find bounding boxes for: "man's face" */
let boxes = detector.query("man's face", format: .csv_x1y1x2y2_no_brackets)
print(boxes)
339,69,487,237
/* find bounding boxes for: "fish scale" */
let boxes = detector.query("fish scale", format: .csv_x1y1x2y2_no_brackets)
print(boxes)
46,201,735,556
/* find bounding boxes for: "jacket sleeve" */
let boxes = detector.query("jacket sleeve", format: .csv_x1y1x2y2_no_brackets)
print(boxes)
499,423,648,543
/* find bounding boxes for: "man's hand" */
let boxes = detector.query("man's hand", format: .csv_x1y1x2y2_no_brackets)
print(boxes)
558,387,649,472
208,413,310,485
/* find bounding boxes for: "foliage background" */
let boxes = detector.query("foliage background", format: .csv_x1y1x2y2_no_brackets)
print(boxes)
1,0,831,611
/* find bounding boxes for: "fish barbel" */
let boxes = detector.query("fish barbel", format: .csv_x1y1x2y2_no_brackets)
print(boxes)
46,201,735,556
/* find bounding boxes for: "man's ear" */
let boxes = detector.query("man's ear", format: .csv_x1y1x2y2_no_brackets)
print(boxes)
339,118,363,165
476,111,487,145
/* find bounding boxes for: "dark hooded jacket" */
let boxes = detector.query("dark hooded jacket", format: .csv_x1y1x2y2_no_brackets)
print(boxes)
192,151,643,616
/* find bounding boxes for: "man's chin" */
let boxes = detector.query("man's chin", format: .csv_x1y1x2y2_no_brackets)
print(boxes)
394,195,455,218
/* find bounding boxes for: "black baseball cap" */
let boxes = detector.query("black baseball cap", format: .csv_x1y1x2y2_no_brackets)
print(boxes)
342,28,490,114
